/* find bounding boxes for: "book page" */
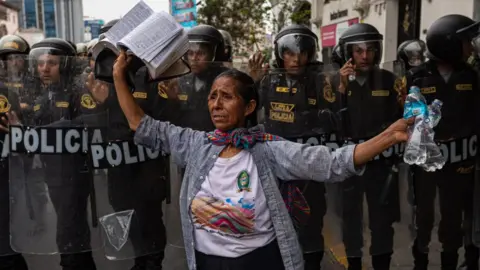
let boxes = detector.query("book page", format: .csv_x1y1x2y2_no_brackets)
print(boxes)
146,31,189,78
104,0,154,45
118,11,183,60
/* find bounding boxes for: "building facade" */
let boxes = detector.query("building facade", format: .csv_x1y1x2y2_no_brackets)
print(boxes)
0,1,19,36
6,0,84,42
312,0,480,64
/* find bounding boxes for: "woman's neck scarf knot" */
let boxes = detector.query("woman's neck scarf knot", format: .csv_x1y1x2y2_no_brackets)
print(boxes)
207,127,282,149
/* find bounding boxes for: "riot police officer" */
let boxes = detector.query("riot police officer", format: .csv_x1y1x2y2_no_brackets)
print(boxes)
0,34,29,270
27,38,101,270
219,29,233,66
335,23,402,270
0,35,30,95
174,24,228,131
256,24,330,270
397,39,426,72
402,15,480,270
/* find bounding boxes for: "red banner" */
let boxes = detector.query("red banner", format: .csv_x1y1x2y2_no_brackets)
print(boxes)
321,18,359,47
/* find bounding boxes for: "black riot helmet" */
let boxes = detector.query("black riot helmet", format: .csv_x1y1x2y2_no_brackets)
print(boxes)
29,38,77,85
331,43,344,67
338,23,383,66
426,14,480,64
100,19,120,35
397,39,426,70
219,29,233,62
187,25,227,62
274,24,318,68
0,35,30,58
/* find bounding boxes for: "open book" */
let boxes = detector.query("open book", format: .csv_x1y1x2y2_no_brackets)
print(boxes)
91,0,190,79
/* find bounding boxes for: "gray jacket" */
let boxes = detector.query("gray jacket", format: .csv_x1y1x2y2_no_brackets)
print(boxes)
134,114,364,270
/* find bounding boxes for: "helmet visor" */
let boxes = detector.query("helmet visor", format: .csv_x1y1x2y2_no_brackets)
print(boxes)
403,41,425,66
185,41,217,62
276,33,317,62
343,40,383,63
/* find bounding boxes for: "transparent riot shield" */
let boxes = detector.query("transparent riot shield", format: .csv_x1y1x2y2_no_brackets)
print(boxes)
159,61,232,269
313,61,413,268
258,64,341,260
8,55,107,255
89,64,173,262
0,59,19,257
256,61,413,268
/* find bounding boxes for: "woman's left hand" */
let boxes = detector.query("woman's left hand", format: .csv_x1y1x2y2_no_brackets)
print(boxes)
113,50,132,81
384,118,414,144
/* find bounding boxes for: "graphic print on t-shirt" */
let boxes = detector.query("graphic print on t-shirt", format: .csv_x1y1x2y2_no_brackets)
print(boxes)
192,169,256,237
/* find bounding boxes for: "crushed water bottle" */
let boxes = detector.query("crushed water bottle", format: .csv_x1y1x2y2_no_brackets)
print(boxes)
420,99,446,171
403,87,445,171
403,86,428,165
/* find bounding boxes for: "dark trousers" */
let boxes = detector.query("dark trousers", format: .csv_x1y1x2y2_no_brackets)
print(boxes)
195,240,285,270
341,161,397,258
108,158,168,270
0,254,28,270
48,174,96,270
296,181,326,270
413,163,474,253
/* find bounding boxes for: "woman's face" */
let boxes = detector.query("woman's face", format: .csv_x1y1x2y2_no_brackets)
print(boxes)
208,76,256,131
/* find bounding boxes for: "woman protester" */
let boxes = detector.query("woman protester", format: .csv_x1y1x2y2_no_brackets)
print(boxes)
110,50,412,270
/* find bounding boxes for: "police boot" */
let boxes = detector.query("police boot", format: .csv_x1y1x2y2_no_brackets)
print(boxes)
131,252,164,270
412,242,429,270
372,252,392,270
304,251,324,270
440,251,458,270
59,252,97,270
347,257,362,270
463,246,479,270
0,254,28,270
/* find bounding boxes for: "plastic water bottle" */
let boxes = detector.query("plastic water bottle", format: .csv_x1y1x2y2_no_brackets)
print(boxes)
420,99,446,171
403,86,428,165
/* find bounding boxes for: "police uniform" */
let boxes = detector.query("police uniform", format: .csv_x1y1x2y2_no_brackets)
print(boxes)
334,23,402,270
407,61,478,268
404,14,480,270
103,66,170,269
260,24,330,270
333,68,402,266
259,66,330,267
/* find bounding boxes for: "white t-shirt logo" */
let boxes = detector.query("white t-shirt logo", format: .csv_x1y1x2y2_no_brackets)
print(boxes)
237,170,251,192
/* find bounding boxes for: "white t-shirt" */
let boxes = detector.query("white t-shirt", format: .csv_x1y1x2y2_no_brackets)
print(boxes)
191,150,276,258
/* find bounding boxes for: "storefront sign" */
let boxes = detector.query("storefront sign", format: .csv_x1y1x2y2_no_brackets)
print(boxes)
321,18,359,47
330,9,348,20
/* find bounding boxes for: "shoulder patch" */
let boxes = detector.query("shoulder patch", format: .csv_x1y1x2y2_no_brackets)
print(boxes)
394,76,407,95
323,82,336,103
81,94,97,109
0,95,11,113
158,82,168,99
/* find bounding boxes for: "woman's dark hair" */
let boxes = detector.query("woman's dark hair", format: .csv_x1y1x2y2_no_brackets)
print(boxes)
214,69,259,127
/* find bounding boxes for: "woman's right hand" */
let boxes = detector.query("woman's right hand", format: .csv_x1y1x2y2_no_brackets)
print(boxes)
113,50,132,82
338,58,355,94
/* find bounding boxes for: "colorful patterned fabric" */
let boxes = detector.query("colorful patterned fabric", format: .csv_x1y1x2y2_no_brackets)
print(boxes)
281,183,311,231
207,128,282,149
